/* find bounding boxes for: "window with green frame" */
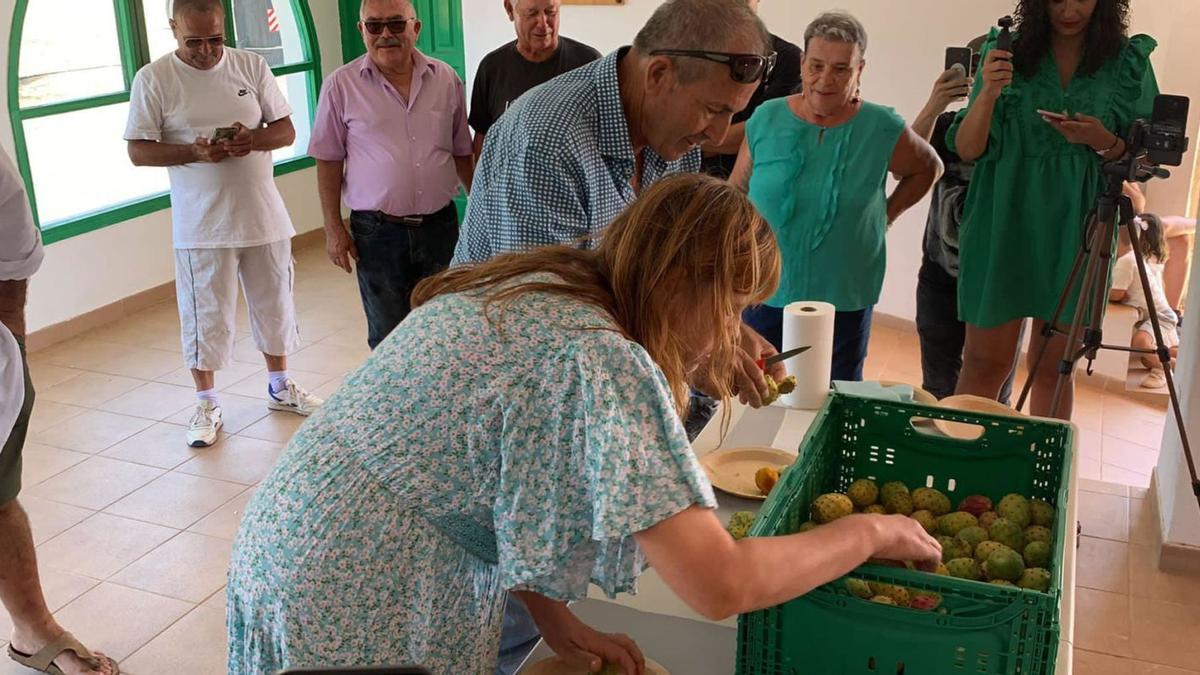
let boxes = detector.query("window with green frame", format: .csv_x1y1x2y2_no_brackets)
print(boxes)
7,0,322,244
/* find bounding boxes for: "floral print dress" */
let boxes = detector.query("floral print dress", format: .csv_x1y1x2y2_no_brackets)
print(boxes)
226,276,717,674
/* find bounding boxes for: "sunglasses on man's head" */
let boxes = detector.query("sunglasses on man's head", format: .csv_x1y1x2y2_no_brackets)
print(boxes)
650,49,778,84
183,35,224,49
362,18,414,35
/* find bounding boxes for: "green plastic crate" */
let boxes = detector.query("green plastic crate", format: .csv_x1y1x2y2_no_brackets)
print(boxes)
737,393,1075,675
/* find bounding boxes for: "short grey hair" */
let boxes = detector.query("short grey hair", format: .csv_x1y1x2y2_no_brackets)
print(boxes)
171,0,223,18
803,11,867,56
360,0,416,19
634,0,771,83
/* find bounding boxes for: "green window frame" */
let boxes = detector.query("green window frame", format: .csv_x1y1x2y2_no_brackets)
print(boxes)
7,0,322,244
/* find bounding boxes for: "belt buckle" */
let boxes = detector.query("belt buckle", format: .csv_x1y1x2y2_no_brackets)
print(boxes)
400,215,423,225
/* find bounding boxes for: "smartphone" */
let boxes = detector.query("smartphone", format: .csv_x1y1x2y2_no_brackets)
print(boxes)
970,52,982,77
211,126,238,143
945,47,972,77
1036,109,1070,121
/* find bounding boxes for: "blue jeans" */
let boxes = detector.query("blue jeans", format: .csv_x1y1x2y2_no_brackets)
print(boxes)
350,204,459,349
496,594,540,675
743,304,874,382
916,256,1018,403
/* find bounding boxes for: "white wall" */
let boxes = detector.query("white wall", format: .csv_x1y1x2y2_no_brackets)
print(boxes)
461,0,1200,322
0,0,344,333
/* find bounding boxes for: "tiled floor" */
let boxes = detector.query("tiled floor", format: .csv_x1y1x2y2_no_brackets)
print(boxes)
0,243,1193,674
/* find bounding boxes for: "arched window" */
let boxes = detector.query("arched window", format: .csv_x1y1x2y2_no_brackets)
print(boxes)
7,0,321,243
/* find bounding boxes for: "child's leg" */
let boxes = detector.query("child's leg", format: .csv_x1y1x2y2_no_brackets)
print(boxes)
1132,329,1159,370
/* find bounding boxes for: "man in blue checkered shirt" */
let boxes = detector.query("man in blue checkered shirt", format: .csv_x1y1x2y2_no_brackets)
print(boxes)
457,2,789,674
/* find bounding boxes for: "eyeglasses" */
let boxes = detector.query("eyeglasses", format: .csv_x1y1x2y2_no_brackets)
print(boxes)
649,49,778,84
183,35,224,50
362,18,415,35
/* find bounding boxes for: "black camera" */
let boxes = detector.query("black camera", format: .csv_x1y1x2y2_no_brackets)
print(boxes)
1132,94,1191,167
996,16,1014,53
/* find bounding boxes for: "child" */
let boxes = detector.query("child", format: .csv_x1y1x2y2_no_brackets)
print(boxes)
1109,213,1180,388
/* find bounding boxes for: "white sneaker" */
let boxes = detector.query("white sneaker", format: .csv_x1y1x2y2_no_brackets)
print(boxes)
1141,369,1167,389
187,400,223,447
267,379,324,416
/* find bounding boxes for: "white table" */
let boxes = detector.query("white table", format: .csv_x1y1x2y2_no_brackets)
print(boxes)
522,398,1079,674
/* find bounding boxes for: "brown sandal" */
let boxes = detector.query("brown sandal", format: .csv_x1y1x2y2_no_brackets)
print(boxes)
7,632,120,675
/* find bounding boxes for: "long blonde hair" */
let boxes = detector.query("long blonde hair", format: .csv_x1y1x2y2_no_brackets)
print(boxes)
412,173,781,417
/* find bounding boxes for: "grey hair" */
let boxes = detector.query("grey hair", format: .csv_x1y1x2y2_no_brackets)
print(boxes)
633,0,771,83
360,0,416,19
171,0,223,18
804,11,867,56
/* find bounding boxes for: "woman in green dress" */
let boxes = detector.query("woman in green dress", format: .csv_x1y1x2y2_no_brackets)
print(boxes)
949,0,1157,418
730,11,942,382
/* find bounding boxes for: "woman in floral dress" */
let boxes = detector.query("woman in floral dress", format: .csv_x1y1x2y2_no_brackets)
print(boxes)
226,174,941,674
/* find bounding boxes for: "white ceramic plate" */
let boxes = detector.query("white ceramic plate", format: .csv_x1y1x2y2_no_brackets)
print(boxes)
699,446,795,500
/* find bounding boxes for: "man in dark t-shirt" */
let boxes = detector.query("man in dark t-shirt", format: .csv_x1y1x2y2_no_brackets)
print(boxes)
469,0,600,159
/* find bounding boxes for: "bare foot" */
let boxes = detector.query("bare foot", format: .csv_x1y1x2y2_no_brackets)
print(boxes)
9,633,117,675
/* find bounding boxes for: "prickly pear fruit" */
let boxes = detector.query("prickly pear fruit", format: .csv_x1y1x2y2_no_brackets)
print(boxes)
989,517,1025,552
909,592,943,611
1024,540,1051,568
879,481,910,505
956,525,989,553
912,487,952,516
811,493,854,524
845,578,873,599
978,511,1000,530
863,504,887,515
847,479,879,508
946,557,982,580
870,595,897,605
937,511,978,537
1030,499,1055,527
957,495,993,517
911,509,938,534
884,491,915,516
1018,567,1051,592
937,535,972,562
996,493,1032,529
983,548,1025,581
1024,525,1052,544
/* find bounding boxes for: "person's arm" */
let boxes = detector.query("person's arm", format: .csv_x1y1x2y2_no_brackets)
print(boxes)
954,48,1012,162
729,136,753,192
472,131,486,162
316,159,356,274
1109,287,1129,303
516,591,646,675
127,138,224,166
1161,215,1196,236
252,117,296,152
913,68,972,142
635,506,941,621
887,126,943,225
454,154,475,194
0,278,28,338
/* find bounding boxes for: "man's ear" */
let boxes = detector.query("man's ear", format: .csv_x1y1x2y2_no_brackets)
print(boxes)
644,55,676,96
504,0,516,21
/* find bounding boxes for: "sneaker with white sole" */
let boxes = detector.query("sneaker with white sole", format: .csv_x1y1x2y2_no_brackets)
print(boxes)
187,400,223,447
267,379,324,416
1141,369,1168,389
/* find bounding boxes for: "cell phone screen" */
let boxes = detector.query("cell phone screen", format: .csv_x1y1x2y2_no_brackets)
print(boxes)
211,126,238,143
945,47,972,74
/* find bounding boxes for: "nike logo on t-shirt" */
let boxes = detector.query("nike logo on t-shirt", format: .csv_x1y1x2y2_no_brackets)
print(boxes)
238,89,249,96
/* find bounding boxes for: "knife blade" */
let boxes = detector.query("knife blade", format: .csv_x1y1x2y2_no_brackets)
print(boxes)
757,345,811,369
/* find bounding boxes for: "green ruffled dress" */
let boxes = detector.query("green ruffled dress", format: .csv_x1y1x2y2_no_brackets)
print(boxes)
947,30,1159,328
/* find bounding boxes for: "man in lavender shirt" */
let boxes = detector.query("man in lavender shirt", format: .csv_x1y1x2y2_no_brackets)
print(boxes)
310,0,474,349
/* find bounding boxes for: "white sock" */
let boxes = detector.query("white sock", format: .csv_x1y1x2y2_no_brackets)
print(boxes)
268,370,289,394
197,389,220,407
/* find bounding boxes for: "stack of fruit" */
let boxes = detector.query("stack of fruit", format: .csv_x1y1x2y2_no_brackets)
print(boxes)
801,480,1056,600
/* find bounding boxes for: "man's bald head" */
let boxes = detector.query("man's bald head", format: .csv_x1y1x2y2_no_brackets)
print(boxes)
172,0,223,19
361,0,415,20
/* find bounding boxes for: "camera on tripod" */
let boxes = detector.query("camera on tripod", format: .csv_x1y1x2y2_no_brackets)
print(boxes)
1127,94,1190,168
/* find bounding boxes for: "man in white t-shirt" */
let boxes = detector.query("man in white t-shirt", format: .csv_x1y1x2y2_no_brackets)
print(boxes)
1,151,119,675
125,0,321,447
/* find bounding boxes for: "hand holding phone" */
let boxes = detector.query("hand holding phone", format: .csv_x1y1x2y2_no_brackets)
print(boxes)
1037,109,1070,122
211,126,238,143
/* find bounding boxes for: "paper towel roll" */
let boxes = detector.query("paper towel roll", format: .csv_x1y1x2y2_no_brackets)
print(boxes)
779,301,835,409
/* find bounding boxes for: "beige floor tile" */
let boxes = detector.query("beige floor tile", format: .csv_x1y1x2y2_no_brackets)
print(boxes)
1136,662,1200,674
284,340,369,377
37,370,144,408
122,605,228,675
1079,478,1130,497
100,422,200,470
312,374,348,401
20,496,95,545
200,587,227,613
164,392,269,435
1072,649,1144,675
1103,397,1168,449
175,435,284,486
110,532,232,603
1129,544,1200,606
1074,588,1133,657
30,409,155,454
221,367,331,399
1078,490,1131,541
293,312,349,343
1129,496,1159,546
154,361,262,389
1077,426,1104,463
105,472,245,530
19,443,91,486
28,456,165,510
37,338,180,381
85,316,181,352
51,582,192,662
38,567,103,612
1130,597,1200,670
1104,435,1162,476
26,401,87,434
99,381,198,421
188,488,255,539
1103,463,1152,489
232,335,265,364
1076,536,1130,594
36,513,177,579
318,320,370,349
237,410,306,443
1073,386,1107,432
26,362,84,390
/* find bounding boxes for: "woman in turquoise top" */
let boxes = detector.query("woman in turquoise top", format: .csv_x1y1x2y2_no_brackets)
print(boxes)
948,0,1157,419
224,175,941,674
731,11,941,381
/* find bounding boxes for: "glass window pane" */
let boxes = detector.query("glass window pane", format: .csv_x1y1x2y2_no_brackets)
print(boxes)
146,0,179,62
17,1,124,108
23,104,170,225
271,71,313,162
233,0,308,66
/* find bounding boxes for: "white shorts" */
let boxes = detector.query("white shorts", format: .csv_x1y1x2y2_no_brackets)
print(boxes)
175,240,300,372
